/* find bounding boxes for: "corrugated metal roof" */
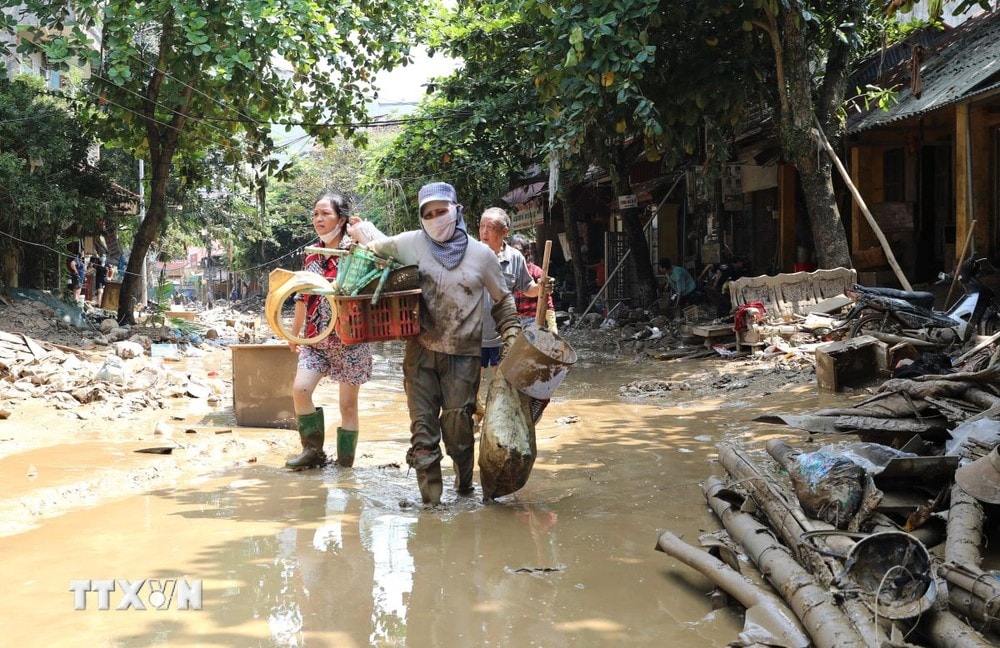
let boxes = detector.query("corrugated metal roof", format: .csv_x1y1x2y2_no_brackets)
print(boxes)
848,11,1000,134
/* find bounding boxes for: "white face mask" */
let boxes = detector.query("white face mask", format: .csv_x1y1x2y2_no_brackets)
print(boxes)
422,205,458,242
318,223,343,244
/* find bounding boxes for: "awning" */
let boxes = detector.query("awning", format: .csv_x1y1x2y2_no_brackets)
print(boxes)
501,181,547,206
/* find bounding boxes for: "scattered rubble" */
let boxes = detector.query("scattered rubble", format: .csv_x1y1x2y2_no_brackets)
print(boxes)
655,334,1000,646
0,293,274,422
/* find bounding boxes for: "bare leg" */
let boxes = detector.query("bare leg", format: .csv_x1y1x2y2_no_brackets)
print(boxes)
292,367,324,415
338,382,360,430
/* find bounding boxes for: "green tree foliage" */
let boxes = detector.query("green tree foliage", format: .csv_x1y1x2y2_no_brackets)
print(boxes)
370,3,546,225
1,0,432,321
522,0,765,304
249,138,373,281
0,76,110,290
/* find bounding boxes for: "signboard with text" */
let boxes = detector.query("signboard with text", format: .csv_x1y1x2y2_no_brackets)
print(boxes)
511,201,544,231
617,194,638,210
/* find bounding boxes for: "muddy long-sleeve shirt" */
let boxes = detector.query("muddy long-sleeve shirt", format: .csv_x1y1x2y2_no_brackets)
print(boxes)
368,231,519,357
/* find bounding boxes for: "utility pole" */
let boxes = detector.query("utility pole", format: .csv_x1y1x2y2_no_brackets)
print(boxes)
138,159,147,307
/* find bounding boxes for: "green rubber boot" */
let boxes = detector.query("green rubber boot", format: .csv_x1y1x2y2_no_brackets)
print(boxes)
336,427,359,467
286,409,326,470
416,461,443,506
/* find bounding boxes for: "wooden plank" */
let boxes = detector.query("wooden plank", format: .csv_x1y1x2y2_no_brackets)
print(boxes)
687,324,734,337
805,295,852,315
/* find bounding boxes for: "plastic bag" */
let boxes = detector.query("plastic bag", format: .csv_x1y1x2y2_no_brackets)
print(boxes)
478,371,536,500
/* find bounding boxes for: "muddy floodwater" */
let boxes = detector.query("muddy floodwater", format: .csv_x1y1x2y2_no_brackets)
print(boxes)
0,346,846,646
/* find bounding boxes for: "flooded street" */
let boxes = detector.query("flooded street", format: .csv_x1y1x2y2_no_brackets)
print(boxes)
0,345,847,646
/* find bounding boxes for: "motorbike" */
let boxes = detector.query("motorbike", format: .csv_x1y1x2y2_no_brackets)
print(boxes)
839,258,1000,349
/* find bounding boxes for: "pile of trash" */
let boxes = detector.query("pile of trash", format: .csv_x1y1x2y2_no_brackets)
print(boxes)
656,343,1000,646
566,305,712,355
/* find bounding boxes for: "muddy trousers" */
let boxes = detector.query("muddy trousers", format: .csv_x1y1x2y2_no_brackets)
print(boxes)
402,341,481,504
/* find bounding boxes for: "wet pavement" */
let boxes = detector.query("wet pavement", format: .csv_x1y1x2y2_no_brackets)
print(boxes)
0,346,846,646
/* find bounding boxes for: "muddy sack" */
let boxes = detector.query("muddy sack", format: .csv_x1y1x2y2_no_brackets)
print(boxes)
478,370,536,500
788,450,865,527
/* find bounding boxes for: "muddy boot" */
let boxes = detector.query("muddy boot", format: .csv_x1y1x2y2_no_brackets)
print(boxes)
336,427,359,467
416,461,443,506
286,409,327,470
453,449,475,495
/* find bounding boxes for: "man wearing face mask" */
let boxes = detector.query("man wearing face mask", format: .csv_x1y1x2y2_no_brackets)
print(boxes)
366,182,522,506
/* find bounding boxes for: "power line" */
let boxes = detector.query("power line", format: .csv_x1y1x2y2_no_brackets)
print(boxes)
115,50,467,130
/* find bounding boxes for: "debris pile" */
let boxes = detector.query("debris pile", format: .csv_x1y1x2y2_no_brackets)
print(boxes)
657,345,1000,646
0,296,269,421
0,330,227,418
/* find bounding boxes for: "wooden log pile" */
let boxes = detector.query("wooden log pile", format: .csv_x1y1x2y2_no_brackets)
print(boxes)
657,345,1000,647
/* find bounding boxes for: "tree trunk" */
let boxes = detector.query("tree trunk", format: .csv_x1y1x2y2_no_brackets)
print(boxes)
796,155,852,268
560,196,589,312
118,152,173,324
774,10,852,269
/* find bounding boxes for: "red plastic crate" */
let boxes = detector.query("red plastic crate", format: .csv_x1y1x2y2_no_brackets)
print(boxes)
332,289,422,344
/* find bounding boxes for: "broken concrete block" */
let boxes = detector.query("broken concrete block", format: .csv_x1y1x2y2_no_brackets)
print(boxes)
112,341,144,359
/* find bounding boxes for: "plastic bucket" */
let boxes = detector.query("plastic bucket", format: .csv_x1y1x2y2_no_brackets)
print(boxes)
498,326,577,400
841,531,935,620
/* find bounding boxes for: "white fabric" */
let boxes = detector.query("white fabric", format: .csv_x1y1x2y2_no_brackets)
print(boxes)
421,205,458,242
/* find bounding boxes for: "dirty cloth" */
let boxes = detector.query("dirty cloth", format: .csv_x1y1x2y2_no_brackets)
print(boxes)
368,231,518,357
733,301,766,332
402,339,480,469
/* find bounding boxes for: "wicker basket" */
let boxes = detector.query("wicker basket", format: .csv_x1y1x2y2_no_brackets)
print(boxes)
332,289,421,344
361,265,419,295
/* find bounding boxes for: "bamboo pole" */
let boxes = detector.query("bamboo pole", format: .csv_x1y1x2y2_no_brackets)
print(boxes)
703,477,868,648
536,240,552,329
921,607,995,648
717,444,888,644
813,122,912,290
946,220,977,309
655,530,810,648
946,484,984,569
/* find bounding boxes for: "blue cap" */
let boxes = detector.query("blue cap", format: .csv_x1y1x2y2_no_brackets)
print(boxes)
418,182,458,213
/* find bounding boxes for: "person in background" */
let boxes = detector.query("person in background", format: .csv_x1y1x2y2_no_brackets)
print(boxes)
286,191,384,471
366,182,522,506
658,257,695,316
478,208,543,373
90,254,110,307
509,234,557,332
66,245,85,304
701,258,747,318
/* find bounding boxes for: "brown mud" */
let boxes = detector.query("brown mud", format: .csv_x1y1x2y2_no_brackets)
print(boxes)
0,337,849,646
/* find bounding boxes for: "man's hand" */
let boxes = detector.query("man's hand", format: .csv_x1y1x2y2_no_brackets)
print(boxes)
500,325,521,359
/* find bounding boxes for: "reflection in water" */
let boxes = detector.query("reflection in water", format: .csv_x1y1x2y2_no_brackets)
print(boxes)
264,485,419,646
2,355,850,646
368,515,416,644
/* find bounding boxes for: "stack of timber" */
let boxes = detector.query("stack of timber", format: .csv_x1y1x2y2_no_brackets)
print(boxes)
657,342,1000,646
